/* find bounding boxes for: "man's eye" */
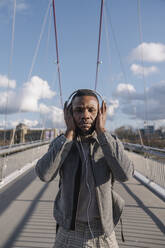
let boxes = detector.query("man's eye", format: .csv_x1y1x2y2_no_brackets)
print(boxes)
89,108,95,112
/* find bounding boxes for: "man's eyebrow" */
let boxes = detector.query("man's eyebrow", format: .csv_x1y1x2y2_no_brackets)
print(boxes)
74,104,97,108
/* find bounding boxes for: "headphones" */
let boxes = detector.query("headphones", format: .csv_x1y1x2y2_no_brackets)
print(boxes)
65,89,104,108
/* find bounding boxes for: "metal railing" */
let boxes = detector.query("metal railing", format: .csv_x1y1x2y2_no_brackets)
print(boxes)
123,142,165,158
1,140,165,191
0,140,51,182
124,143,165,189
0,139,51,156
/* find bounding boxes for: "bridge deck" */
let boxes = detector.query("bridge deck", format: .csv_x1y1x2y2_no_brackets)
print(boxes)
0,168,165,248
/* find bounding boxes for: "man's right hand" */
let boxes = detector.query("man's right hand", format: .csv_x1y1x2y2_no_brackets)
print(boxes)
64,102,75,141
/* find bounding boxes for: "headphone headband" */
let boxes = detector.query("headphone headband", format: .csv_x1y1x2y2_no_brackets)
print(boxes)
66,89,104,107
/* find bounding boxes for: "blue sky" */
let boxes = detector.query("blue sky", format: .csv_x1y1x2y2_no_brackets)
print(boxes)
0,0,165,131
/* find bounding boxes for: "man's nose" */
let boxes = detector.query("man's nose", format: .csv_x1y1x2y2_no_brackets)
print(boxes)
82,109,89,119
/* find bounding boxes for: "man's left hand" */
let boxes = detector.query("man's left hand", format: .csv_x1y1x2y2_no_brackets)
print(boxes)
96,100,107,134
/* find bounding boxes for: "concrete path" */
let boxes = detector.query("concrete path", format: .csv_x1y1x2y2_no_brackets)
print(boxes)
0,167,165,248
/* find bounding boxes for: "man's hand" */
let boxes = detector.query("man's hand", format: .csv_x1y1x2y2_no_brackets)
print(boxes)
96,100,107,134
64,102,76,141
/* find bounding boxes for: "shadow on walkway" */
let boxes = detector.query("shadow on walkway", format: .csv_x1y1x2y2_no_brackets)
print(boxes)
2,181,51,248
121,182,165,235
0,169,36,215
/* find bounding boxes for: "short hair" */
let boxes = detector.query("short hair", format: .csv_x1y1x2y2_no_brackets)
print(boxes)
71,89,99,104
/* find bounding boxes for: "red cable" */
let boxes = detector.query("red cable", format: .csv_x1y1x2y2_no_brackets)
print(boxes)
52,0,63,107
95,0,104,91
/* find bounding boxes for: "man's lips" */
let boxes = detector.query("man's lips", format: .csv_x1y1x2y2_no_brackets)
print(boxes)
79,123,91,128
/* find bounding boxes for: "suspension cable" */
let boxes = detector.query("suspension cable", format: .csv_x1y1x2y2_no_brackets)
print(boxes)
52,0,63,107
1,0,17,180
137,0,150,144
19,0,51,142
39,6,53,141
45,5,53,61
3,0,17,145
28,0,52,82
104,2,144,145
137,0,150,174
104,4,128,84
137,0,148,125
94,0,104,91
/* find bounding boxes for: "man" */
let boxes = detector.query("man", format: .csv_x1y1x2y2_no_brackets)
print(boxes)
35,89,134,247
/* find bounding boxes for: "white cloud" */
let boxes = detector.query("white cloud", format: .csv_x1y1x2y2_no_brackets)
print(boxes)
107,99,119,118
0,75,56,114
121,99,162,121
21,119,38,127
114,80,165,122
0,90,17,114
130,42,165,63
114,83,143,101
154,120,165,129
39,103,65,128
39,103,50,115
0,75,16,88
0,118,38,128
148,80,165,101
130,64,158,76
116,83,136,94
20,76,55,112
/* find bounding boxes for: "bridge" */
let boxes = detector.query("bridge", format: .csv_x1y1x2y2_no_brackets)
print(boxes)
0,140,165,248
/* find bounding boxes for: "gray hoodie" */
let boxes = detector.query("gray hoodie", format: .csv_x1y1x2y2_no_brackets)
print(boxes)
35,131,134,237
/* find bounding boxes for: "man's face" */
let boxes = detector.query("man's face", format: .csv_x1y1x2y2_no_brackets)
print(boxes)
72,95,99,135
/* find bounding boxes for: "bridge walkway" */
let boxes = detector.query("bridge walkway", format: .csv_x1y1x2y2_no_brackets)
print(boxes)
0,166,165,248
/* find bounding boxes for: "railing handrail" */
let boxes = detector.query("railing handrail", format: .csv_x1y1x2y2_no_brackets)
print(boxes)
0,139,51,156
123,142,165,158
0,139,50,150
1,139,165,158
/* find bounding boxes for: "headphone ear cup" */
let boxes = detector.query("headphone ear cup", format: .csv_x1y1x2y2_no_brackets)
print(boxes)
65,90,78,108
65,102,73,116
70,106,73,116
64,101,68,110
